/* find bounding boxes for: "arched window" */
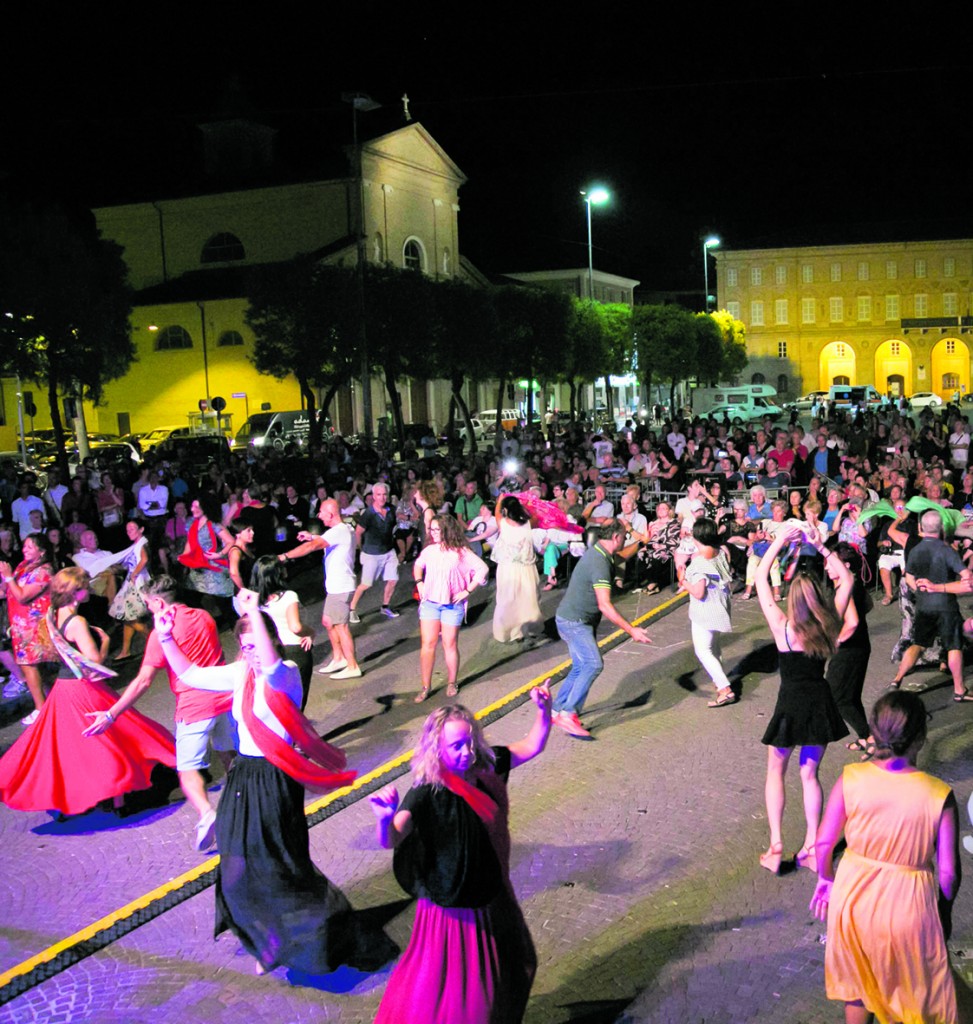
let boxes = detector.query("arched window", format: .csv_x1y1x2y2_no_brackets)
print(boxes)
201,232,245,263
751,372,765,385
155,326,193,351
833,375,850,385
402,237,425,272
218,330,244,347
373,233,385,263
777,374,788,395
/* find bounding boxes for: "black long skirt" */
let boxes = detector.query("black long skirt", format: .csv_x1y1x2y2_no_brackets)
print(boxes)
215,754,383,974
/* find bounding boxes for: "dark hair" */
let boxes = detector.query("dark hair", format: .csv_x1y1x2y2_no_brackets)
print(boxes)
870,691,927,758
692,517,719,547
597,519,627,544
234,612,284,658
431,513,468,551
834,540,862,577
499,495,530,525
196,492,223,523
142,574,179,603
250,555,285,604
23,532,54,565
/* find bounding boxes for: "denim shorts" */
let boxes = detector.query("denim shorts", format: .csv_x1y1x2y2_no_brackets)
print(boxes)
418,599,466,627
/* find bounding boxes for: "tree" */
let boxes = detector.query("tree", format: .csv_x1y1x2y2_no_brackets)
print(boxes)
597,303,633,418
0,197,134,474
709,309,749,382
632,304,698,413
564,298,610,421
694,312,725,386
246,259,359,448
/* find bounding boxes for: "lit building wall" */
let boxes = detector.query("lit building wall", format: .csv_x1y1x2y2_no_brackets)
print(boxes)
715,240,973,400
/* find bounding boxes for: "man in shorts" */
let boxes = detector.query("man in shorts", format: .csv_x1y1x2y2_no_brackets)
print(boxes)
281,499,362,680
894,509,973,698
82,574,233,850
348,482,400,623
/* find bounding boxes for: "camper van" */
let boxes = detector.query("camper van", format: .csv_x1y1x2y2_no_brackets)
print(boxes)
233,410,323,451
693,383,777,411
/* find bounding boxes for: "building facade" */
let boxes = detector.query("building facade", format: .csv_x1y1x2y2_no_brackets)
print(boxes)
715,240,973,401
0,121,482,449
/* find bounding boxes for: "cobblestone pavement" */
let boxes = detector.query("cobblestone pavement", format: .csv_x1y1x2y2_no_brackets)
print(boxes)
2,576,972,1023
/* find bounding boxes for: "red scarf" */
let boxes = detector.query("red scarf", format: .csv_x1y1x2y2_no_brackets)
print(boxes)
178,519,229,570
240,669,356,792
441,769,497,826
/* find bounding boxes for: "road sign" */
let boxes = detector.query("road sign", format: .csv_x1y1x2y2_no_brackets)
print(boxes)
211,396,227,412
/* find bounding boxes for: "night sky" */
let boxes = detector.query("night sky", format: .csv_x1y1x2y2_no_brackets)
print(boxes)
6,9,973,299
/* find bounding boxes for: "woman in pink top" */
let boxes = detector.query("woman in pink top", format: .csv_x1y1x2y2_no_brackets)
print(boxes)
413,514,488,703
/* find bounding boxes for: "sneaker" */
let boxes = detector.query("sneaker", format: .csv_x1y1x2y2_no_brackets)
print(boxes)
194,809,218,852
380,606,400,619
331,666,363,680
3,678,27,699
317,659,348,674
551,710,592,739
348,610,361,624
20,709,40,727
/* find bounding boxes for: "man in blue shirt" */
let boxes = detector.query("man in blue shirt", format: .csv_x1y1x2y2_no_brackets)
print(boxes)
553,520,653,738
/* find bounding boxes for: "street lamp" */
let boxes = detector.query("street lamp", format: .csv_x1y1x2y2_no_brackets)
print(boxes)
582,187,610,302
702,235,720,312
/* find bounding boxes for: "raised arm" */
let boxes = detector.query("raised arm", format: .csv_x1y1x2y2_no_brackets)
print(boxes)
507,681,552,768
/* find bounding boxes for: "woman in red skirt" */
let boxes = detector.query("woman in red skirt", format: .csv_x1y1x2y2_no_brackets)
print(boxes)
370,682,552,1024
0,567,176,816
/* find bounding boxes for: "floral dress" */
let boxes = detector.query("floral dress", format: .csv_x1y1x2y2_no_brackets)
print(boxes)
8,561,56,665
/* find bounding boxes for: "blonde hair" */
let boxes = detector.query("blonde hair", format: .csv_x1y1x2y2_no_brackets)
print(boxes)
786,575,841,659
411,705,495,787
50,567,91,609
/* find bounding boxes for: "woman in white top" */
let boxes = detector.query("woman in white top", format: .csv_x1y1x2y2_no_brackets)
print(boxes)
250,555,315,710
152,590,390,976
109,520,151,663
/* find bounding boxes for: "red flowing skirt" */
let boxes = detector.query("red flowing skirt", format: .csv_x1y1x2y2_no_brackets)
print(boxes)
374,889,536,1024
0,677,176,815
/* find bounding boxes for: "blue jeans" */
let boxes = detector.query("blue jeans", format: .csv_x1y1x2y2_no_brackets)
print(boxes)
554,616,603,716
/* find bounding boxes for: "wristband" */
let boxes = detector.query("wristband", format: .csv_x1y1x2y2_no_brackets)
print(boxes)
104,710,115,724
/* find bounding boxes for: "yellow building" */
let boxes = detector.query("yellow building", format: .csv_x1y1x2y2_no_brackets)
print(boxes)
714,240,973,401
0,119,475,449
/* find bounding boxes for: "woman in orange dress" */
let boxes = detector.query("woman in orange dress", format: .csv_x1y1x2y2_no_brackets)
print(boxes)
810,691,960,1024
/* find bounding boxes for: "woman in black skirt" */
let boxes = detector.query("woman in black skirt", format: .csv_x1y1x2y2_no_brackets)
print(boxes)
755,525,853,876
152,589,391,976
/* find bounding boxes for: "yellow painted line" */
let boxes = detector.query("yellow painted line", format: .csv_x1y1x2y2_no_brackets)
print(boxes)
0,589,687,990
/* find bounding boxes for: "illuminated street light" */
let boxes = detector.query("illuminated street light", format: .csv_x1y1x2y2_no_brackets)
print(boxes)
702,235,720,312
581,187,610,302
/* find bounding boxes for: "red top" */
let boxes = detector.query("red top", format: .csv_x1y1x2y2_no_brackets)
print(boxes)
141,605,230,723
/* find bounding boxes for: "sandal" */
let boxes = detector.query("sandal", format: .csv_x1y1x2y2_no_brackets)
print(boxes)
953,690,973,702
542,579,558,591
888,679,902,690
445,683,459,698
740,590,753,601
759,843,783,875
881,595,892,606
846,738,875,760
795,846,818,873
413,687,431,704
645,583,660,594
707,689,738,708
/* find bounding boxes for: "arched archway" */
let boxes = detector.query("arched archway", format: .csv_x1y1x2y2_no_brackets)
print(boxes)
930,337,970,399
819,341,857,390
874,338,912,398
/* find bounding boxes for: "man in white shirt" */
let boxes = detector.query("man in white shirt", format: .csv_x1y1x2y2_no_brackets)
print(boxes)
11,481,45,540
280,499,361,680
43,469,68,526
949,418,970,471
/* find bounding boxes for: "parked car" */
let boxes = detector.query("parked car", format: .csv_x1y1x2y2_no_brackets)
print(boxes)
909,391,944,411
154,434,230,470
785,391,828,413
478,408,519,433
439,418,486,444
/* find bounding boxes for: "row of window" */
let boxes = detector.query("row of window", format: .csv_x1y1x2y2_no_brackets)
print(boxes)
726,256,959,289
154,326,244,351
764,338,957,361
730,292,964,326
199,231,446,274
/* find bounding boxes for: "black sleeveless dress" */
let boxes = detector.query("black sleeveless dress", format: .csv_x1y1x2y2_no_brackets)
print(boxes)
762,625,848,748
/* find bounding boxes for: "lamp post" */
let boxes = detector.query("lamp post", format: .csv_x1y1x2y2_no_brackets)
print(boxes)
702,235,720,312
343,92,381,441
581,187,610,302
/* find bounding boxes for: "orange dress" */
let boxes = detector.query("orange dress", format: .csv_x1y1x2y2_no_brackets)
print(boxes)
825,761,956,1024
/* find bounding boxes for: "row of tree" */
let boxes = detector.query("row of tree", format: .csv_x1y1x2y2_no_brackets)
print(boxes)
245,258,749,449
0,196,748,465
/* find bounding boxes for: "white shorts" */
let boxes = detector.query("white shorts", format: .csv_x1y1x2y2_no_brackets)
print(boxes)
174,713,237,771
360,549,399,585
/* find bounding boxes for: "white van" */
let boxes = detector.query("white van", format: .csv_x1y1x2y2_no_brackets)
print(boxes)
703,393,784,423
478,409,519,434
828,385,881,412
